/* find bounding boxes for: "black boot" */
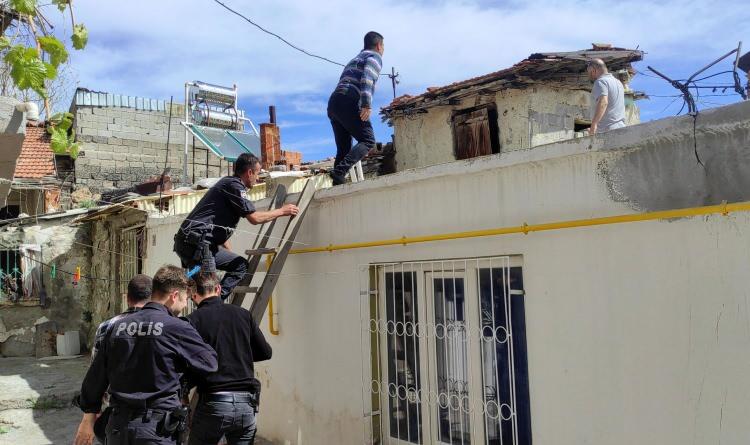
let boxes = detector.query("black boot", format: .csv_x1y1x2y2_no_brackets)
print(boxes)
329,171,346,186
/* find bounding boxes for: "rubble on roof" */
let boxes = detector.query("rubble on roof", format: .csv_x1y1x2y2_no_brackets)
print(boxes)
382,46,643,118
300,142,396,179
100,174,173,204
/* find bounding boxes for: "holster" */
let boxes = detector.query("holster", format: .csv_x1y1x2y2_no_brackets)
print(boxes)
158,406,189,442
175,231,209,266
250,378,262,411
93,407,112,443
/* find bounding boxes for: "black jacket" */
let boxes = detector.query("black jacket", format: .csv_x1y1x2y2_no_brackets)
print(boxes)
79,302,218,413
177,176,256,247
186,296,272,393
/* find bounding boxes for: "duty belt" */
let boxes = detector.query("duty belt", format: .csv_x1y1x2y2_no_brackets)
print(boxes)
200,391,257,404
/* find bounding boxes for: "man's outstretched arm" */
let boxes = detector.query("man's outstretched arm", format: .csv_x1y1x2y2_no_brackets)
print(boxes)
246,204,298,225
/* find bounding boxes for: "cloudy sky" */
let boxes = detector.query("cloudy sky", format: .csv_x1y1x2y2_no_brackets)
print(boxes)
43,0,750,161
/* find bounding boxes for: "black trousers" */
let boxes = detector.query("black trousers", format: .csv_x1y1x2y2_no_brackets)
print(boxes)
173,237,247,300
106,409,174,445
327,89,376,178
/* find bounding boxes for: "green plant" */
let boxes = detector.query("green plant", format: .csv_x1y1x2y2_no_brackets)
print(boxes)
46,111,79,158
77,198,96,209
1,0,87,99
29,396,67,410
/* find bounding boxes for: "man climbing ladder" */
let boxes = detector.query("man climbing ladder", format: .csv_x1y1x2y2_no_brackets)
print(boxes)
173,153,298,300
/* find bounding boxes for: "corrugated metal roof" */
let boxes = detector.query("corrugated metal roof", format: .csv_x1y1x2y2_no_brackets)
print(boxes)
74,88,167,112
74,175,329,224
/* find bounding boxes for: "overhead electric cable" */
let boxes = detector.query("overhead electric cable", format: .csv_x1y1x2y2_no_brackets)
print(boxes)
210,0,345,67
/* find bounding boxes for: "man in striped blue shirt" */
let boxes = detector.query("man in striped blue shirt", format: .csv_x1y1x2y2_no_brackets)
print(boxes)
327,31,384,185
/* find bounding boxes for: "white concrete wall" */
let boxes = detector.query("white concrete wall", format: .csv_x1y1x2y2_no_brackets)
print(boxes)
142,101,750,444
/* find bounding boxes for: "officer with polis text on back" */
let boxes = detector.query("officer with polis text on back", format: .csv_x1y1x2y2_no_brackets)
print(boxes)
74,265,218,445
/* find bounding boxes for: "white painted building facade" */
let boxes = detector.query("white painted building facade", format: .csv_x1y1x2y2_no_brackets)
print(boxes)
143,100,750,445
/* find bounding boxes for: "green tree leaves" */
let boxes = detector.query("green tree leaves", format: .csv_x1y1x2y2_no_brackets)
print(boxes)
72,24,88,50
51,0,69,13
48,111,74,131
38,36,69,67
47,112,79,159
9,0,37,15
2,0,86,98
4,46,48,97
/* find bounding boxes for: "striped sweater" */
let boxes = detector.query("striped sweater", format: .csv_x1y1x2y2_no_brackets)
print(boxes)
334,49,382,108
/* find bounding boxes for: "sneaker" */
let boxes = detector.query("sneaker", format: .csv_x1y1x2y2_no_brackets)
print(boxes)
329,171,345,186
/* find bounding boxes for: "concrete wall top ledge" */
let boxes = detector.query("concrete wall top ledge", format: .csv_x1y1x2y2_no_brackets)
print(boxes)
315,100,750,203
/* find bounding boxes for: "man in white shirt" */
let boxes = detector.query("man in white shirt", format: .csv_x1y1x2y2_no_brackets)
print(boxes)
587,58,626,134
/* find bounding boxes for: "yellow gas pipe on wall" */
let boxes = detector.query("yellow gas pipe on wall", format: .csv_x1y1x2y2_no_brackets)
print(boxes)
289,200,750,255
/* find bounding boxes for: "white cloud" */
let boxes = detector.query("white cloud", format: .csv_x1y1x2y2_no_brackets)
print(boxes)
289,97,328,115
277,119,317,129
36,0,750,153
59,0,749,101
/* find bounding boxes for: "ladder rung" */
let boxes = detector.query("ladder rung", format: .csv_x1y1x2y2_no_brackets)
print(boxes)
233,286,258,294
245,247,278,256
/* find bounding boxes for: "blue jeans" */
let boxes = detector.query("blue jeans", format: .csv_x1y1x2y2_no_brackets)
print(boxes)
188,399,257,445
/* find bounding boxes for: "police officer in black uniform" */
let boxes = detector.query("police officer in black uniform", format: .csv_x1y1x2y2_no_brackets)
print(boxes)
173,153,298,300
74,265,218,445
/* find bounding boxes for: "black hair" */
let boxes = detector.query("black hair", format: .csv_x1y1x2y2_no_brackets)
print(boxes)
127,274,152,303
364,31,383,50
234,153,261,176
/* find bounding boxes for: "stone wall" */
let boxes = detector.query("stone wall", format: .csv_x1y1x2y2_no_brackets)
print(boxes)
72,103,225,193
88,210,148,341
0,217,92,357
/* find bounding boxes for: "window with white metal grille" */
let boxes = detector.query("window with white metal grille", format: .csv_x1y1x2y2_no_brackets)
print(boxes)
360,257,531,445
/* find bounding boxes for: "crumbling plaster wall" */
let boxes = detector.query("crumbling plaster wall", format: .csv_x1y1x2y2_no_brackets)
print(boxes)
0,220,92,357
392,85,640,172
88,210,148,346
72,104,225,193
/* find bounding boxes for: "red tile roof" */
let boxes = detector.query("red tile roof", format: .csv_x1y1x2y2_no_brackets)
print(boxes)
14,123,56,180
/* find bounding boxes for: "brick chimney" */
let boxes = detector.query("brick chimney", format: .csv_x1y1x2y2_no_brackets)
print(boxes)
259,105,303,171
259,123,281,170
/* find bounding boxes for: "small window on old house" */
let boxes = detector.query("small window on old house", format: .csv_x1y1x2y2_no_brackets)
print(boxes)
574,119,591,133
451,104,500,160
0,247,42,304
0,250,23,303
0,205,21,220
